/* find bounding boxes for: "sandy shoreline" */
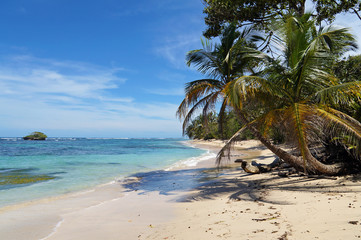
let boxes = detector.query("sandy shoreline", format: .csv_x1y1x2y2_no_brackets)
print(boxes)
1,140,360,239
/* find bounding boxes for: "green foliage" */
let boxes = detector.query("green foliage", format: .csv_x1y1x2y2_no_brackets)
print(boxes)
185,113,218,140
185,112,249,140
332,55,361,121
23,131,47,140
223,13,361,173
184,111,262,141
202,0,361,37
269,127,285,144
203,0,305,37
334,55,361,83
181,6,361,173
177,23,257,138
315,0,361,23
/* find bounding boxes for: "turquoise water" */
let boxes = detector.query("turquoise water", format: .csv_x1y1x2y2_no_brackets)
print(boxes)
0,138,208,207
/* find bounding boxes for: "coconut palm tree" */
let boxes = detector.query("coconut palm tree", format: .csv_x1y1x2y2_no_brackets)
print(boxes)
218,13,361,175
177,23,257,139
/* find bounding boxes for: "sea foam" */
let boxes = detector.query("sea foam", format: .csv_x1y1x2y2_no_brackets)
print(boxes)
165,150,217,170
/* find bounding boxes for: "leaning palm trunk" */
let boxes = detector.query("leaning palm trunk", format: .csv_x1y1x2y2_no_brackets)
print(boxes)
236,111,304,170
302,145,344,175
218,109,345,175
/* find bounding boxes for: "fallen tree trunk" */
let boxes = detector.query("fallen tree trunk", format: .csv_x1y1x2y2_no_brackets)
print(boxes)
237,157,282,174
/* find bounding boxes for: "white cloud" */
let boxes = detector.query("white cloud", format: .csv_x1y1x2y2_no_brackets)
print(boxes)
0,55,182,137
0,55,126,101
155,34,201,69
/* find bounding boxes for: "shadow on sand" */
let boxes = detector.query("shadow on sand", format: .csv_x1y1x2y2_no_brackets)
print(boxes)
121,167,221,196
122,167,361,205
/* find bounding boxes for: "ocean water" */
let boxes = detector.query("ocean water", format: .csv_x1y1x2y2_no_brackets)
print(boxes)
0,138,212,208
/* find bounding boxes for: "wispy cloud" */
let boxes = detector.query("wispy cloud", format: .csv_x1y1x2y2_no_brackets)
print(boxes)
0,55,126,101
155,34,200,69
0,55,182,137
151,4,205,69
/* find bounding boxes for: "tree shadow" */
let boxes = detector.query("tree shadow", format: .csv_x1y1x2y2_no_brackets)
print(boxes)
179,172,361,205
121,167,361,205
121,167,221,196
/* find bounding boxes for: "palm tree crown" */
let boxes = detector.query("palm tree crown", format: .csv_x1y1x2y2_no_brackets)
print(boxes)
177,23,256,137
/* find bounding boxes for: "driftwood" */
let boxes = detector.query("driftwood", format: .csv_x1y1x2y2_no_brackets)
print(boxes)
236,158,282,174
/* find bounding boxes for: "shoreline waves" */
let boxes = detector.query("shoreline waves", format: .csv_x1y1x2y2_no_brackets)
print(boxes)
0,139,360,239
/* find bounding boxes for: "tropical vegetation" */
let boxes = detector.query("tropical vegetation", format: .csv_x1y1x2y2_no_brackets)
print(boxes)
202,0,361,37
177,23,257,139
178,9,361,175
333,55,361,122
184,112,256,140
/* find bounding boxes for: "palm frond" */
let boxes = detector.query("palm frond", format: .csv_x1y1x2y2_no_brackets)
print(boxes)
289,103,318,171
177,79,220,119
183,79,223,107
202,92,220,131
185,79,223,93
316,106,361,157
176,97,188,119
186,49,224,78
223,75,292,110
216,124,250,166
180,92,221,135
257,109,284,137
270,14,358,102
318,26,358,53
314,81,361,105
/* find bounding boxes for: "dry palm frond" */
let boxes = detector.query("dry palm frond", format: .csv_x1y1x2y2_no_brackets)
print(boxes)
316,106,361,157
315,81,361,105
216,123,252,166
179,92,221,135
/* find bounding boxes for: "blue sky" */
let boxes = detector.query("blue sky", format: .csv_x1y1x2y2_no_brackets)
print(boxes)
0,1,360,137
0,0,206,137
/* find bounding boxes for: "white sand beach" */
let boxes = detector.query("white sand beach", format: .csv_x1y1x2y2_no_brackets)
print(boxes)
0,140,360,240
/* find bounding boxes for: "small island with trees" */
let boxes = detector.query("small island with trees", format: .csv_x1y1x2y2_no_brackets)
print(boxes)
23,132,47,140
